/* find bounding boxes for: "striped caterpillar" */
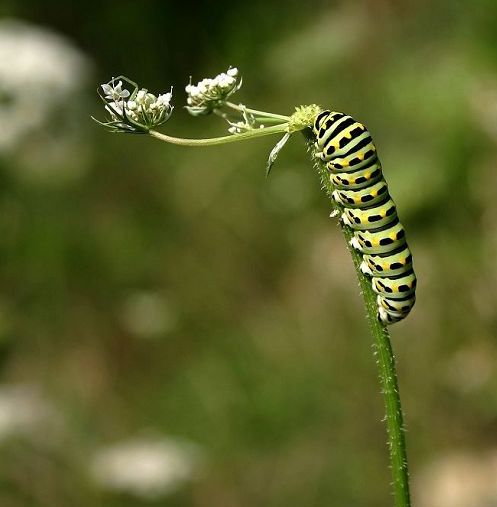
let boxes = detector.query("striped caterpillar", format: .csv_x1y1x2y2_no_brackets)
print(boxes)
313,110,416,325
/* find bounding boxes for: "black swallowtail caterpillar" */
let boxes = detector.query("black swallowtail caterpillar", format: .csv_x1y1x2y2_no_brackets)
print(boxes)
313,110,416,325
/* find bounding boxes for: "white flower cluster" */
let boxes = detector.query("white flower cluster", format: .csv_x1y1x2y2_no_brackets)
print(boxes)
0,19,91,152
90,436,202,499
185,67,241,116
0,384,63,443
98,78,173,133
0,19,92,183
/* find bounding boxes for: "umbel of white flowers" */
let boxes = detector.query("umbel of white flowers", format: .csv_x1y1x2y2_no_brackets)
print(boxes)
95,77,173,133
95,68,244,133
185,67,241,116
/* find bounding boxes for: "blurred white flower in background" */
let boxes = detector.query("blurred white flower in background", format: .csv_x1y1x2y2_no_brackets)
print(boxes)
119,290,177,339
0,19,92,183
415,450,497,507
0,384,63,443
90,436,202,499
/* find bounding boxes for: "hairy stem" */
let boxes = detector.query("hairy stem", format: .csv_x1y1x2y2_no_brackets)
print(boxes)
303,129,411,507
149,122,289,147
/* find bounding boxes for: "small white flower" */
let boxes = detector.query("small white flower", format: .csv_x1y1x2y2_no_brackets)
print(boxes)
101,80,130,101
101,83,113,98
185,66,242,116
135,89,147,103
227,120,247,134
224,105,260,135
156,93,172,107
217,75,231,88
106,101,123,115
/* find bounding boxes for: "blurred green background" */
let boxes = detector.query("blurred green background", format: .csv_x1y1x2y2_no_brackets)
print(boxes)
0,1,496,506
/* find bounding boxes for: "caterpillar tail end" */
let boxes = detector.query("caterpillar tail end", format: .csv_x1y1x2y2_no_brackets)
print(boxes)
378,306,403,326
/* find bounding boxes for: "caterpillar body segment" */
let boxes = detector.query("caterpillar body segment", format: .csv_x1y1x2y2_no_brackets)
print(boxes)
360,247,413,277
341,198,397,231
326,152,378,173
378,293,416,324
371,270,417,299
351,220,406,255
377,295,416,316
332,180,389,208
313,110,416,325
330,162,383,190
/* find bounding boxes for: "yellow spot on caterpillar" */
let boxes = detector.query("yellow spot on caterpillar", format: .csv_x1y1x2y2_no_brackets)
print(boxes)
358,153,364,160
371,189,378,197
393,284,399,292
380,209,387,217
389,232,397,240
364,171,371,179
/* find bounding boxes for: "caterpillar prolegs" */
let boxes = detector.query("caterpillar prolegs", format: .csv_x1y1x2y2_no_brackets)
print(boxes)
313,110,416,325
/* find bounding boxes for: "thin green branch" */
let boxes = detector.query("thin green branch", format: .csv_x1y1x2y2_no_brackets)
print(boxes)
212,108,285,125
149,122,289,147
224,101,291,122
302,129,411,507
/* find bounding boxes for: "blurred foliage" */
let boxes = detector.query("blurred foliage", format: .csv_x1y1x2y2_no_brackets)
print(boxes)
0,1,496,506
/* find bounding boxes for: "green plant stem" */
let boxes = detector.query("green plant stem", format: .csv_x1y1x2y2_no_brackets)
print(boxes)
224,101,291,122
149,122,289,147
303,129,411,507
213,108,285,125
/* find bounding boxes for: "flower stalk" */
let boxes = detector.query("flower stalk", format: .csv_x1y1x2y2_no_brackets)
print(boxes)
148,122,289,147
303,128,411,507
224,101,291,122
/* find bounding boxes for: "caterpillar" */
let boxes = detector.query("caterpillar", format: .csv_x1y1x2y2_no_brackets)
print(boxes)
313,110,416,325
